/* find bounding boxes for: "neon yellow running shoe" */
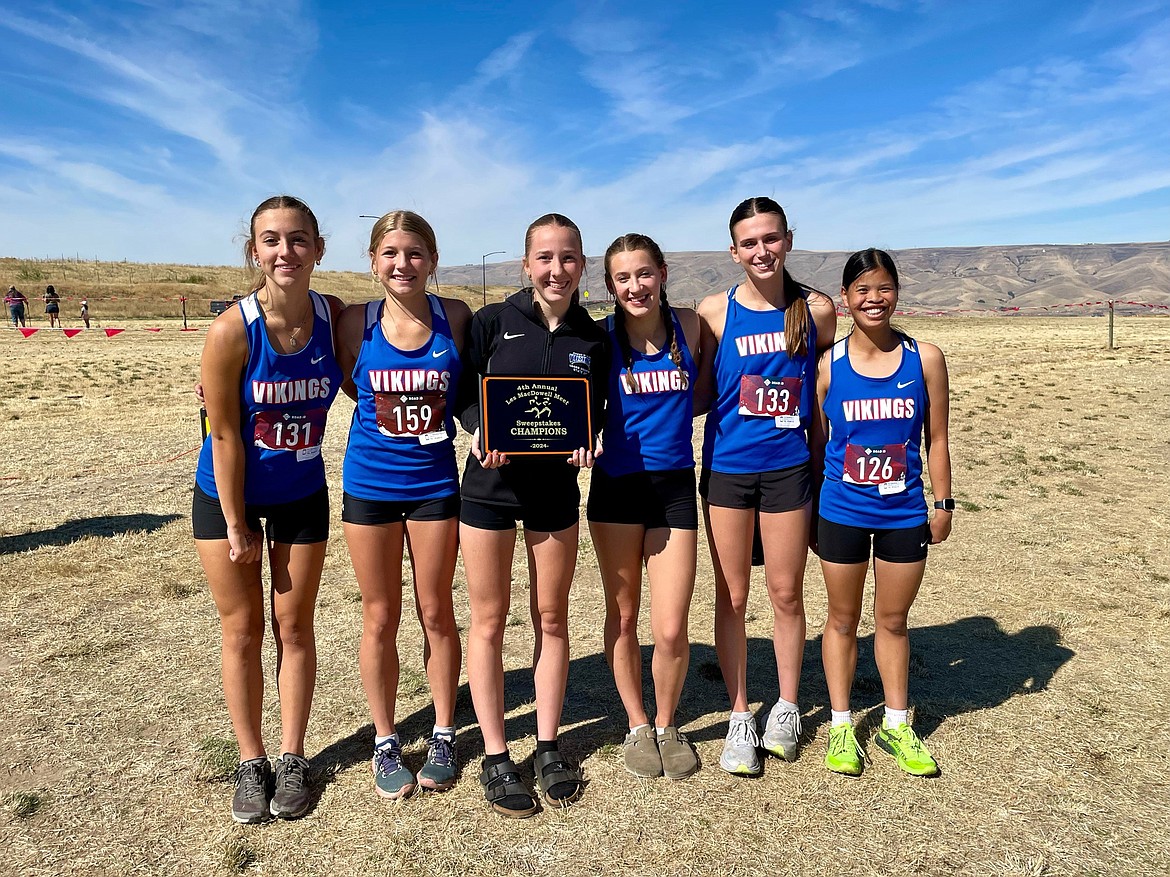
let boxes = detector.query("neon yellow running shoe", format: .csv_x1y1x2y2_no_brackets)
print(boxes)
824,724,863,776
874,722,938,776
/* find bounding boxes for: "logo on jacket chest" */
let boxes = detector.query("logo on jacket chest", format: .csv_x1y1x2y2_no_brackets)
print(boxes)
568,352,591,375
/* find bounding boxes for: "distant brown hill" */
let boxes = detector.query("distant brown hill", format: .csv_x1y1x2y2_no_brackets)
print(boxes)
443,242,1170,314
3,241,1166,320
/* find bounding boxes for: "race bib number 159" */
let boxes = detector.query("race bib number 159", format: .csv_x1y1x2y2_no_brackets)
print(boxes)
376,392,448,445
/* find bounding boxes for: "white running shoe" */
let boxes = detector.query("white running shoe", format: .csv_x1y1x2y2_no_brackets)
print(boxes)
719,714,762,776
761,701,802,762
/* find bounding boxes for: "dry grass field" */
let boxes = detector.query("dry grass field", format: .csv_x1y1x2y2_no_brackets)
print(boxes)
1,316,1167,877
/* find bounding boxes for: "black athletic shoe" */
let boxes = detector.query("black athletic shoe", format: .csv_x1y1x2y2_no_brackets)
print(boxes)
231,758,272,824
270,753,312,819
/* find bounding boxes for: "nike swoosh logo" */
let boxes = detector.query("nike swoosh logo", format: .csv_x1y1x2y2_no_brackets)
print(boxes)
919,541,929,549
432,349,448,358
897,380,915,389
311,354,327,365
503,332,524,340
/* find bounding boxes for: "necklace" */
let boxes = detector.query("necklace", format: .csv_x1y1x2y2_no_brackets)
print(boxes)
260,294,312,350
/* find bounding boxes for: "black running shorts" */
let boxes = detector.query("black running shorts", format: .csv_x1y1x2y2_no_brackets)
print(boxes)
192,483,330,544
341,492,460,525
586,467,698,530
817,516,930,564
700,461,812,513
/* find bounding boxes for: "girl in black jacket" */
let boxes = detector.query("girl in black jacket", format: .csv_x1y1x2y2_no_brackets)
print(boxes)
457,213,610,817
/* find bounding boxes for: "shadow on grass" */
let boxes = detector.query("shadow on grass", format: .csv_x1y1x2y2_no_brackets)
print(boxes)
0,513,182,554
311,613,1071,791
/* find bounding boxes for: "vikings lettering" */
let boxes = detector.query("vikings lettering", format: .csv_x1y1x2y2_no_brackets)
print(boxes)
368,369,451,394
251,377,332,405
842,398,916,421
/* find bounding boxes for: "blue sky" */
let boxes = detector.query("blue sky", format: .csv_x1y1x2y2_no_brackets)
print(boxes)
1,0,1167,270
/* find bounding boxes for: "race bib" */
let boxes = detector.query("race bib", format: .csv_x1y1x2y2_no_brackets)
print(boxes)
253,408,327,452
375,392,448,444
843,442,908,493
739,375,801,428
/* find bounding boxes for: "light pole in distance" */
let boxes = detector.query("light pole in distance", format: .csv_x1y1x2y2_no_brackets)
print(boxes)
481,251,506,307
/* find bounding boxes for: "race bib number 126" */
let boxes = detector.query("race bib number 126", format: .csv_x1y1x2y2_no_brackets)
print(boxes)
739,375,802,429
843,442,908,494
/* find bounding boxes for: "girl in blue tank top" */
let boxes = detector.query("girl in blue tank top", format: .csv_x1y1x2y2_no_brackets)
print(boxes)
194,288,342,505
192,196,345,824
696,197,837,777
811,248,953,779
342,294,462,501
587,233,703,781
334,211,472,801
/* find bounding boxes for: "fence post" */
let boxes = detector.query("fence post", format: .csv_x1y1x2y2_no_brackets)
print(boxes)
1107,300,1114,350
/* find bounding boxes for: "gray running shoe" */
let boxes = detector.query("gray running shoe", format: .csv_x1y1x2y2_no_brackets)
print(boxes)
622,725,663,778
270,753,312,819
657,727,699,780
231,758,272,824
719,715,762,776
372,740,416,800
417,735,458,791
761,701,803,761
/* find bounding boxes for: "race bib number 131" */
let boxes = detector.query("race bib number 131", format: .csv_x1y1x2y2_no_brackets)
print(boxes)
253,408,327,452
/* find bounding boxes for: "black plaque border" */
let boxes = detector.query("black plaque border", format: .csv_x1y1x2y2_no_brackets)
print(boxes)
480,375,593,457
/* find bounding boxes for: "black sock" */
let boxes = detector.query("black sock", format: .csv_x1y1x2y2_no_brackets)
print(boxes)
535,739,578,800
482,750,531,811
483,751,511,769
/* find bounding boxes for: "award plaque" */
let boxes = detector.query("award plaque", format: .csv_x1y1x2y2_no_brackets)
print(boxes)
480,376,593,456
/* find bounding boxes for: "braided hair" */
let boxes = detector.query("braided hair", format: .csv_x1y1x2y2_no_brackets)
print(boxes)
604,233,688,394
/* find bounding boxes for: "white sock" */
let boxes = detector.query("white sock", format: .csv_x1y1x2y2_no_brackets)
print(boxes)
776,697,799,713
885,707,908,728
655,727,667,737
432,725,455,741
831,710,852,728
374,732,399,751
730,710,754,724
629,722,651,734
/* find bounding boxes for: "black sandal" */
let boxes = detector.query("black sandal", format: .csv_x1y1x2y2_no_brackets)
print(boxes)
479,759,538,819
533,749,583,808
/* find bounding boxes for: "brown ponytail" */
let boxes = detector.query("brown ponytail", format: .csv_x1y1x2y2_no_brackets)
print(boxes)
782,268,812,359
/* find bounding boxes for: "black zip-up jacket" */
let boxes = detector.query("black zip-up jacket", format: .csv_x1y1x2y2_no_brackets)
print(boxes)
457,289,611,508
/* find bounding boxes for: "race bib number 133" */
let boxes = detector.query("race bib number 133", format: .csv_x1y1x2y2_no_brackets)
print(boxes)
739,375,802,429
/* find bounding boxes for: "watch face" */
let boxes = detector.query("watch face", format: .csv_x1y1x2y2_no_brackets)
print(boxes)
936,499,955,511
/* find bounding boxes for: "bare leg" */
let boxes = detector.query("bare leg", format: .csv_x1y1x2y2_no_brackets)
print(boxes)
704,502,754,712
758,506,811,704
461,523,515,755
268,540,326,756
404,516,461,728
872,558,927,711
526,524,578,741
197,539,266,760
644,526,697,728
344,521,406,737
590,521,650,728
820,559,868,712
